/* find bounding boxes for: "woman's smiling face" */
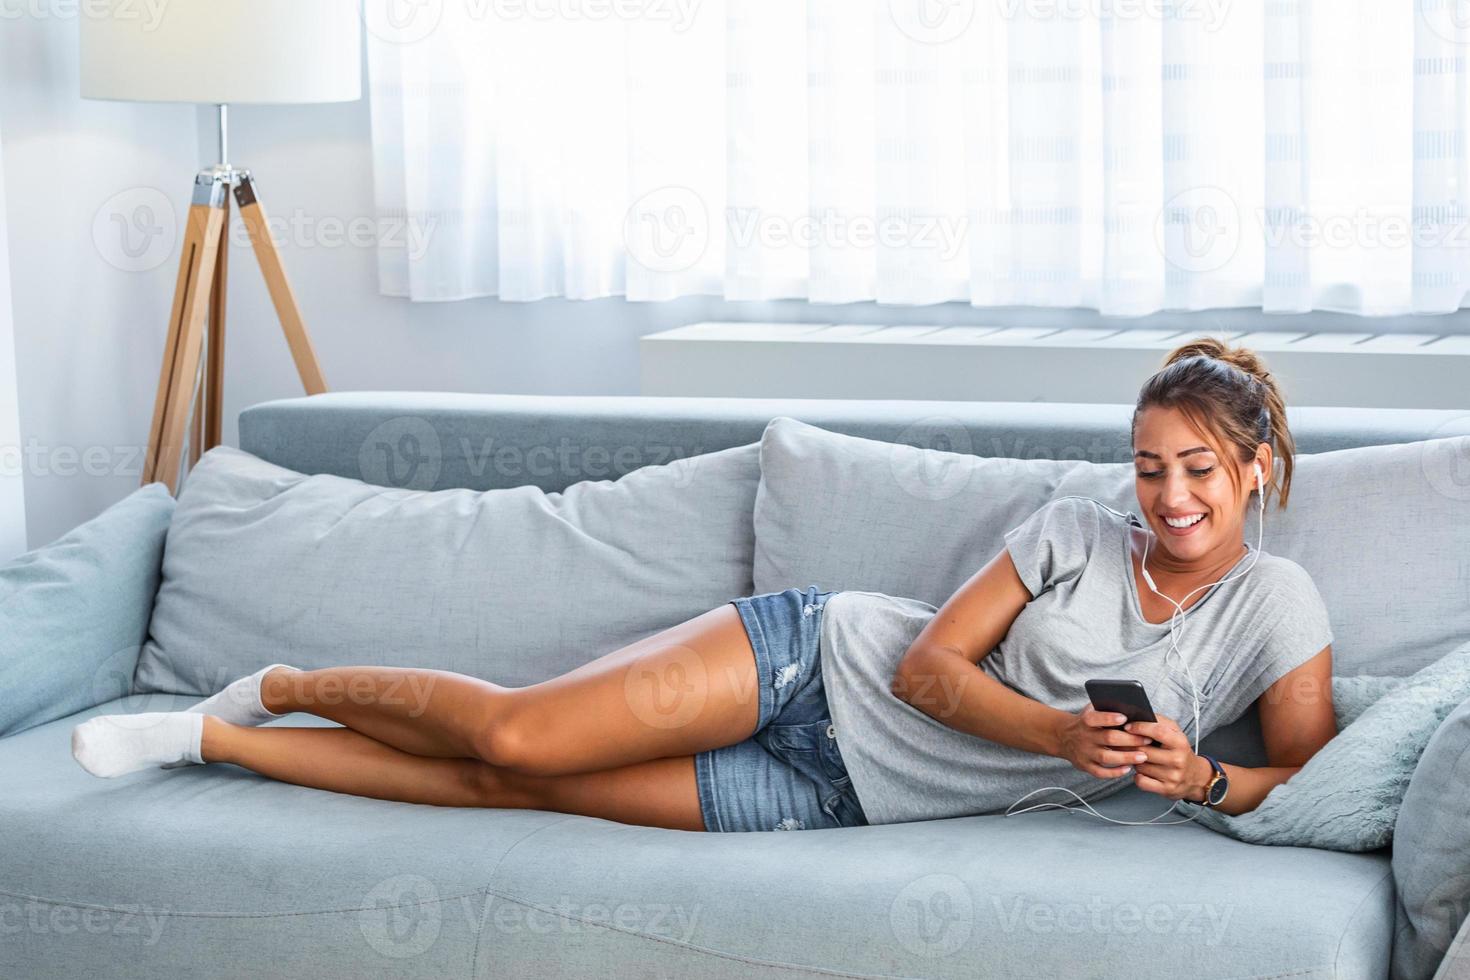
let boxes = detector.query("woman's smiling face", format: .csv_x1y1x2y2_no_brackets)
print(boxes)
1132,405,1269,569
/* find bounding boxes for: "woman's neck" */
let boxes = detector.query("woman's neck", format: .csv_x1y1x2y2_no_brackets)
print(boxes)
1131,523,1249,583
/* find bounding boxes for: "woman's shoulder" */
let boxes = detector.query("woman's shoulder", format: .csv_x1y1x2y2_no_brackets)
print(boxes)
1242,549,1321,595
1033,494,1132,522
1232,550,1331,630
1013,494,1133,543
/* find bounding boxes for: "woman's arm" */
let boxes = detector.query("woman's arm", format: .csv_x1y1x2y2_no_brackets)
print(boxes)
891,549,1152,778
1127,644,1336,815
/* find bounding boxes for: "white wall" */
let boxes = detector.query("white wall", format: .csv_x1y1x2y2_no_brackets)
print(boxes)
0,112,25,561
0,10,197,550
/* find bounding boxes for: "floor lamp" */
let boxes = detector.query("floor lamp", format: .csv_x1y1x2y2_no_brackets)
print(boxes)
80,1,362,494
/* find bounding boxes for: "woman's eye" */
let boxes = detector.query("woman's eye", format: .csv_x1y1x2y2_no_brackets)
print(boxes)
1136,468,1214,479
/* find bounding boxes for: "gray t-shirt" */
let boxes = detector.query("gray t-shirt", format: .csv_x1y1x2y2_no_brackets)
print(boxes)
818,495,1335,825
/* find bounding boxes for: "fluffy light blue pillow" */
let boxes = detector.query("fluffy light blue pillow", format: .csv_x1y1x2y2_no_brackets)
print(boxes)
1333,673,1407,727
1186,641,1470,851
0,484,175,737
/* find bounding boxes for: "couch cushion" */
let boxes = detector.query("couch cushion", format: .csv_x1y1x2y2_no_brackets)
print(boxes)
0,695,569,979
754,417,1470,677
135,442,759,695
0,484,174,737
1393,696,1470,980
1,697,1393,979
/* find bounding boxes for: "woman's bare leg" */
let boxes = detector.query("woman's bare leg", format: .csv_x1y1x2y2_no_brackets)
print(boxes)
201,718,705,831
258,603,762,776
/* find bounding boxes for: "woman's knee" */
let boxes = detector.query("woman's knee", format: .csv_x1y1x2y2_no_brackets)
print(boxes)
470,704,547,774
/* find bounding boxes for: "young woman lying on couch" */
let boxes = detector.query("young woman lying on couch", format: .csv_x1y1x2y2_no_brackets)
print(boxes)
72,336,1335,833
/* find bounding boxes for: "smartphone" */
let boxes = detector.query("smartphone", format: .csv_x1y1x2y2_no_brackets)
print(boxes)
1084,678,1161,748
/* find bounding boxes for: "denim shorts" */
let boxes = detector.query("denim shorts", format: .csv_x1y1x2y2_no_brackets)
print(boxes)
694,585,869,833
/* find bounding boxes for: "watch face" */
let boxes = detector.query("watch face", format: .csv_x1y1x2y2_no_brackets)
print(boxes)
1207,775,1229,806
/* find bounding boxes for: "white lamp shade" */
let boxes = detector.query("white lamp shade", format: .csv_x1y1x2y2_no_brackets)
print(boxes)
81,0,361,105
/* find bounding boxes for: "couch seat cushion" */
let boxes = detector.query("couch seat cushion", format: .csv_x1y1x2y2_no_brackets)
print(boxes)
1,697,1394,979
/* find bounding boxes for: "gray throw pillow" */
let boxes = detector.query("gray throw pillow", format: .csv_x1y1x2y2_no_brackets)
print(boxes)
752,415,1133,606
1185,640,1470,852
135,443,759,695
1393,696,1470,980
0,484,175,736
753,417,1470,679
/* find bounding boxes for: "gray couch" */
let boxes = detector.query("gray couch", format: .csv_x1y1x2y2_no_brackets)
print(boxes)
3,392,1468,980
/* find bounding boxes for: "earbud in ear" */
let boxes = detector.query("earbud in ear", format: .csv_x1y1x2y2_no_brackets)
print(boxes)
1254,463,1264,496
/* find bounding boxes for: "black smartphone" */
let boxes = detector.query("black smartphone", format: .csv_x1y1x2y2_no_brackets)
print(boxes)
1085,679,1161,748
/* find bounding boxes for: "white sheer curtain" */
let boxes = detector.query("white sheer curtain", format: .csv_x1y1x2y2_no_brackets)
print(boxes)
365,0,1470,316
0,112,26,559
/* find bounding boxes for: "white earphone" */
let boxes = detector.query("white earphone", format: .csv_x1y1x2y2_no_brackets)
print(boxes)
1006,460,1267,826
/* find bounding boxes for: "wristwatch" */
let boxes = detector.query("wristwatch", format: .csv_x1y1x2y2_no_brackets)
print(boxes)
1198,753,1229,808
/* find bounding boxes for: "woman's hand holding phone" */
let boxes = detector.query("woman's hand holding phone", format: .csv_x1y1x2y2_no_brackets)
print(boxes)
1054,707,1153,779
1124,716,1211,801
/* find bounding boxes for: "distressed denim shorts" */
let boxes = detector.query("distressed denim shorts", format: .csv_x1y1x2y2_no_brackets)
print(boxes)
694,585,869,833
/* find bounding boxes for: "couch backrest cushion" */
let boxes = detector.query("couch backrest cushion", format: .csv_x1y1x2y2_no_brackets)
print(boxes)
134,443,760,695
753,415,1133,601
240,392,1468,493
1237,434,1470,678
756,417,1470,681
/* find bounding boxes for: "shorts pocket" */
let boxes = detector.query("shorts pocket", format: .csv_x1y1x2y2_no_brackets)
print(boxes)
759,719,867,829
758,721,846,784
760,721,827,754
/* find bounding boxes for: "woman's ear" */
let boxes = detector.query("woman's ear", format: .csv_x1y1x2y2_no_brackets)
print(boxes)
1251,445,1273,494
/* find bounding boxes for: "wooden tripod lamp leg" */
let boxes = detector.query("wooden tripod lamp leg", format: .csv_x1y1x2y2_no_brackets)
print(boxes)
144,181,205,486
143,174,228,493
234,175,327,394
187,189,227,469
202,191,231,454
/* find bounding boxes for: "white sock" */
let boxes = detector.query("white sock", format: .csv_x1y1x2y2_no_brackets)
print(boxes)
72,712,205,778
187,663,298,726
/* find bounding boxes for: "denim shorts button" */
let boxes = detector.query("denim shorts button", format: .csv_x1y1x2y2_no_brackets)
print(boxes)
826,724,835,739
